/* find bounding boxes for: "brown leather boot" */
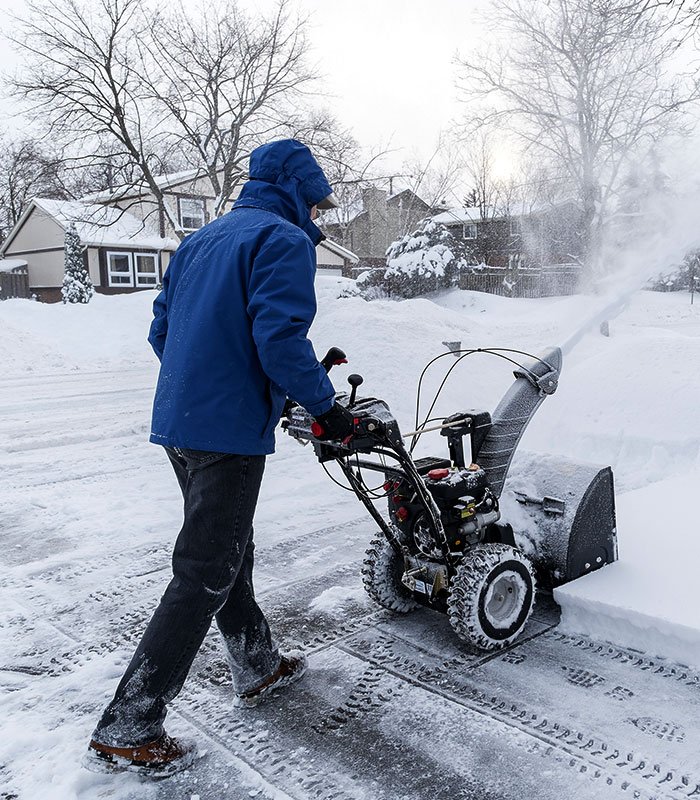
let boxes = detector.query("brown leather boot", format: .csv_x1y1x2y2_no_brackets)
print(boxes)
83,732,197,777
233,650,308,708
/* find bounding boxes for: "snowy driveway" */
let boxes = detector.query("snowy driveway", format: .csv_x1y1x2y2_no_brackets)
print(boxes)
2,361,700,800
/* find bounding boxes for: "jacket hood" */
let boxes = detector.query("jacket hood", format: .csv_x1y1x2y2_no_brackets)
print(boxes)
234,139,334,245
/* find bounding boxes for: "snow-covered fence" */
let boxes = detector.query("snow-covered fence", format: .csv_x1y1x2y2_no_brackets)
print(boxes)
459,265,581,298
0,263,30,300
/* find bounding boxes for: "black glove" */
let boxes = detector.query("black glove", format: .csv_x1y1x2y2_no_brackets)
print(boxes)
311,402,355,441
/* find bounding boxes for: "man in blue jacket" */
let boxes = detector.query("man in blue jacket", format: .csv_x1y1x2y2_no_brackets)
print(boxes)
86,140,354,776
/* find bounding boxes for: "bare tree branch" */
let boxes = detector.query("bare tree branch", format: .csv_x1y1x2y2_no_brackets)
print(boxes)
455,0,700,278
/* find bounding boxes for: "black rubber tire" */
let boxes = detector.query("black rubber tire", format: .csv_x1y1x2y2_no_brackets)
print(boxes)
447,543,535,650
362,536,418,614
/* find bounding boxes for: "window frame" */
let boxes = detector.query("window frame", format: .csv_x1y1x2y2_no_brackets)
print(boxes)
463,222,477,240
134,252,160,287
106,251,135,288
178,196,206,232
106,250,160,288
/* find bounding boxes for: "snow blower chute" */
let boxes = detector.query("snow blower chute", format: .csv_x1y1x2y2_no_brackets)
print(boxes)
283,346,617,651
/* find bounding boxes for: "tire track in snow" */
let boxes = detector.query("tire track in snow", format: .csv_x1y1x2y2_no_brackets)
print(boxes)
340,627,700,800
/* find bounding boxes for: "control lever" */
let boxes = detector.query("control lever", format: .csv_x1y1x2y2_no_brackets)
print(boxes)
347,373,364,407
321,347,348,373
283,347,347,419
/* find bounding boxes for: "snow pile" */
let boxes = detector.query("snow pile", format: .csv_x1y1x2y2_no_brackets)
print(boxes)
0,291,159,375
309,584,367,615
555,468,700,668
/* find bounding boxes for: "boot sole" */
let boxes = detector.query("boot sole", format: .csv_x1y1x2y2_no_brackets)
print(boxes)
82,743,199,778
233,651,308,709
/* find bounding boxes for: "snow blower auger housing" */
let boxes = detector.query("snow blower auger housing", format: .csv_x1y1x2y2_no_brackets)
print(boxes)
283,346,617,651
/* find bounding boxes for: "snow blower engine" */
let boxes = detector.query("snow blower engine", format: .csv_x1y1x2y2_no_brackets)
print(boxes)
283,346,617,651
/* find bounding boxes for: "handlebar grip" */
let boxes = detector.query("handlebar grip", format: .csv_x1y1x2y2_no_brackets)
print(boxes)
321,346,348,372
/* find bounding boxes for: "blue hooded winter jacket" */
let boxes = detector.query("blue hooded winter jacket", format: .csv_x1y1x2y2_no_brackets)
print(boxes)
147,140,337,455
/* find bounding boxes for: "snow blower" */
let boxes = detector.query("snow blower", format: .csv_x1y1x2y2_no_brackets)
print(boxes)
283,346,617,651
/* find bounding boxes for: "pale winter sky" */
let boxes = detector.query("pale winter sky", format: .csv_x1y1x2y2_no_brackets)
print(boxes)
0,0,490,173
237,0,491,163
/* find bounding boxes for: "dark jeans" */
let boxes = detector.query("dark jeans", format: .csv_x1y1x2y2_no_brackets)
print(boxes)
93,447,277,747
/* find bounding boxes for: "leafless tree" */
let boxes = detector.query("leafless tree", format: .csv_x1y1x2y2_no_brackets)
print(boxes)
401,135,465,211
461,133,512,265
11,0,177,232
316,140,391,251
143,0,315,218
11,0,319,239
456,0,700,279
620,0,700,38
0,136,67,242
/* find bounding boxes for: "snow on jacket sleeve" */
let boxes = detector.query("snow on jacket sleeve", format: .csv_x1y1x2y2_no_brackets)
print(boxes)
247,227,336,416
148,267,170,361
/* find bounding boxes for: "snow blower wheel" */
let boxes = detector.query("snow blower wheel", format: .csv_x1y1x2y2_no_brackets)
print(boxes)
447,544,536,650
362,536,418,614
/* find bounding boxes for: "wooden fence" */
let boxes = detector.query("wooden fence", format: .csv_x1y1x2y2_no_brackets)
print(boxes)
0,267,31,300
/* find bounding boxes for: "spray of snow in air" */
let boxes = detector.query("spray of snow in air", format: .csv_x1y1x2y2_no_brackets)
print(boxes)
560,181,700,356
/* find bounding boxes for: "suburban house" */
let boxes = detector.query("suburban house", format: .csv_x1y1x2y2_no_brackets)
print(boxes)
1,198,177,303
431,201,584,296
0,170,358,302
432,201,583,269
321,186,436,268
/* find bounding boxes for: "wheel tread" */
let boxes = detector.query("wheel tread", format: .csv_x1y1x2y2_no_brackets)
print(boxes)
362,536,418,614
447,543,536,651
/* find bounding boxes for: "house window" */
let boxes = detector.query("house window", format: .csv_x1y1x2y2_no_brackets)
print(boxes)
107,252,134,287
463,223,477,240
135,253,159,286
107,251,160,288
178,197,206,231
510,218,522,236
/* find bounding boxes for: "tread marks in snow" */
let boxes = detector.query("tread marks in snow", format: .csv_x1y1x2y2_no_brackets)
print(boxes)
340,629,700,800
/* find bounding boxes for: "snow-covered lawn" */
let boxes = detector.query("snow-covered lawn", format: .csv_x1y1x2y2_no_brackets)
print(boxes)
1,281,699,799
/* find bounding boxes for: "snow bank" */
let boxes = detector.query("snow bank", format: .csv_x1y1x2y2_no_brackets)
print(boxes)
309,584,367,614
0,291,159,375
555,469,700,668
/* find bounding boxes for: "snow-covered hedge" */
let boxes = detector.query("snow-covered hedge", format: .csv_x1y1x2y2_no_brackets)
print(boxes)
356,218,478,299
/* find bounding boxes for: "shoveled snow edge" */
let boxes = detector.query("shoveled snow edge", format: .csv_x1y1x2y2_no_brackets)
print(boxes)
555,567,700,670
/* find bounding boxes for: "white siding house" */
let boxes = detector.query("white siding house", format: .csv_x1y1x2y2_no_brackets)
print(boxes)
0,170,358,301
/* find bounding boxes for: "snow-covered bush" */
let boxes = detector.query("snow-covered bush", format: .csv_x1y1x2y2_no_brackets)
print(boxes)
356,218,474,299
61,223,94,304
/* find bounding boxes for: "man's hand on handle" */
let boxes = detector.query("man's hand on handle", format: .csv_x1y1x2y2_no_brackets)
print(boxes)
311,402,355,442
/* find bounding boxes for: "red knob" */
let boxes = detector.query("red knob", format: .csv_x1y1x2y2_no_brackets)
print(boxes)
311,421,324,437
427,468,450,480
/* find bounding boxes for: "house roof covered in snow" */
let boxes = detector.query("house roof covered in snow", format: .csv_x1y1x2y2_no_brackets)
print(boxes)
319,238,359,263
432,199,580,226
81,168,212,204
0,198,178,255
432,206,485,225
